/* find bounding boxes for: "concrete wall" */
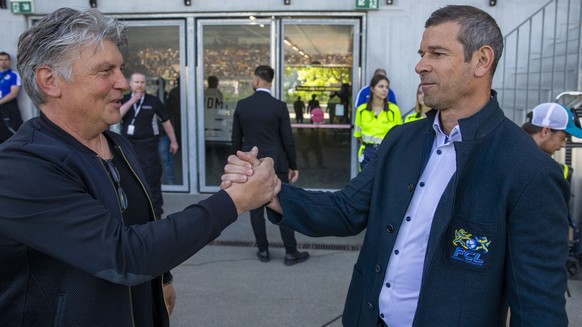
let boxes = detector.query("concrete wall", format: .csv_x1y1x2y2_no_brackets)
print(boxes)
0,0,551,120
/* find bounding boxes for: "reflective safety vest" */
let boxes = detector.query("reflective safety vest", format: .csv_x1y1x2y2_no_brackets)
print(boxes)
405,112,426,123
353,102,402,144
561,163,573,182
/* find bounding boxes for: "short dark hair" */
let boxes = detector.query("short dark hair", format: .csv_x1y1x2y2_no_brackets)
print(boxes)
254,65,274,83
425,5,504,75
521,122,543,135
373,68,386,76
0,52,10,60
207,75,219,88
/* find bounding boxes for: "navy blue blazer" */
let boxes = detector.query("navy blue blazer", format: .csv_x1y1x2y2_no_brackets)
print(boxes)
232,90,297,173
268,92,569,326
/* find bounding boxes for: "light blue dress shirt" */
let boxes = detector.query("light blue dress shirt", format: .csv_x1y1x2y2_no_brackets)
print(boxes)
378,111,462,327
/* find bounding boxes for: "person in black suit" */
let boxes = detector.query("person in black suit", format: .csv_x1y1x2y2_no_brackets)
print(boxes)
231,65,309,266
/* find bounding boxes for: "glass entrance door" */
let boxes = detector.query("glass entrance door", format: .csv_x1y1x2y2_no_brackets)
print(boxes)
197,17,359,191
122,20,188,192
281,20,360,189
197,19,273,191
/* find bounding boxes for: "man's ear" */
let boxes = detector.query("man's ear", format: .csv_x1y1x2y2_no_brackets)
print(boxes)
474,45,495,78
540,127,552,139
35,66,62,98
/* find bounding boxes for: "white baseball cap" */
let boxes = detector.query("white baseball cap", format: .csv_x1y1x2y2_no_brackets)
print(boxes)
531,102,582,138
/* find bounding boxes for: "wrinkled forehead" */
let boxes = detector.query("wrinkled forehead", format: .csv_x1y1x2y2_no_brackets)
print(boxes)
420,22,462,49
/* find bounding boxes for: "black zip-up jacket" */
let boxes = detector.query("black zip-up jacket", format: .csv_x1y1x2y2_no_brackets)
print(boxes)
0,115,237,326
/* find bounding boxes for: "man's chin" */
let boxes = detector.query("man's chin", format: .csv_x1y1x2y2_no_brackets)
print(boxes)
107,113,122,125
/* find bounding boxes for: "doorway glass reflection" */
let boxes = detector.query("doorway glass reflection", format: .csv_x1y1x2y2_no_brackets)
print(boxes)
123,24,185,188
201,23,271,187
282,23,355,189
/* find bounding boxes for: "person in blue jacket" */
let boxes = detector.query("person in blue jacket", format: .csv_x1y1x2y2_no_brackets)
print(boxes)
222,5,569,326
0,51,23,142
0,8,277,327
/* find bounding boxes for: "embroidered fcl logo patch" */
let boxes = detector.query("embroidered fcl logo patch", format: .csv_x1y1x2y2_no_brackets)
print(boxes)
451,228,491,266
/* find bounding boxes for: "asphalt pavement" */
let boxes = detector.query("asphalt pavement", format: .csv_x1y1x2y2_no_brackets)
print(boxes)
163,193,582,326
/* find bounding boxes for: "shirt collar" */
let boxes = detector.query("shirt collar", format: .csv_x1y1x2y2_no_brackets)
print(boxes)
432,110,462,145
256,88,271,94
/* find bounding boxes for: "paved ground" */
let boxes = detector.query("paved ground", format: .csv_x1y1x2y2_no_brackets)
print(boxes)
163,193,582,326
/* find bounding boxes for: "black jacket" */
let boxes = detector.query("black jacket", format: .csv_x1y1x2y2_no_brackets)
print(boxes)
232,90,297,173
0,115,237,326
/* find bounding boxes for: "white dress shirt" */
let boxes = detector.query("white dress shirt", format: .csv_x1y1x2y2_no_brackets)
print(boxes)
255,88,271,94
378,112,462,327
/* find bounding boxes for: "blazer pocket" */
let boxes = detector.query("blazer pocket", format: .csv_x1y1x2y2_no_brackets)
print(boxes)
444,216,498,273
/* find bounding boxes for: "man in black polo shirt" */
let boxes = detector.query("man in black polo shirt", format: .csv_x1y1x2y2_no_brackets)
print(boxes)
120,72,179,218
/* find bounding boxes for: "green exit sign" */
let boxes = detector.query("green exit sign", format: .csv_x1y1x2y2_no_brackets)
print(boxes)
10,0,34,14
356,0,379,10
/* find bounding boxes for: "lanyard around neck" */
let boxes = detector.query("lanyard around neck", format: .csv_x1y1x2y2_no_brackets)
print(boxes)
130,96,145,125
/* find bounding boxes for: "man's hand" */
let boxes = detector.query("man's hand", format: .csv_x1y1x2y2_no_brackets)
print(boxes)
130,91,144,104
288,169,299,184
169,141,179,155
120,91,145,117
220,147,260,189
163,282,176,317
221,147,280,215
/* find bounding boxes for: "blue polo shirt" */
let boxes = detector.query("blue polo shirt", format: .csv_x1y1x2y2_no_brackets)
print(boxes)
0,68,20,100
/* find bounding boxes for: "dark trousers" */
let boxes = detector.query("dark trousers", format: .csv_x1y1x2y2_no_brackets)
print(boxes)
130,137,163,218
250,172,297,253
0,101,23,143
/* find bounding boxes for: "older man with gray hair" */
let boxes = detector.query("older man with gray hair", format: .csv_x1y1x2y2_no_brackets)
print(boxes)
0,7,277,326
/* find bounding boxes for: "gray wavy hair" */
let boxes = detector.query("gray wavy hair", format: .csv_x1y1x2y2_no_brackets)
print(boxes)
17,7,127,107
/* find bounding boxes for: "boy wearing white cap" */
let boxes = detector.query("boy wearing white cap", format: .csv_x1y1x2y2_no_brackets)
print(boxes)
522,102,582,155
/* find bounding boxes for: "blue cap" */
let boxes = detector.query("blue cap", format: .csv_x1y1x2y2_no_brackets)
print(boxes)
531,102,582,138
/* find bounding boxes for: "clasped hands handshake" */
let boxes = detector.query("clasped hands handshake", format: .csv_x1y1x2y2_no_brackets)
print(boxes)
222,147,296,215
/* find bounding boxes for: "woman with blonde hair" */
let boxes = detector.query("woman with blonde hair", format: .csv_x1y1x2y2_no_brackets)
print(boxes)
405,84,431,122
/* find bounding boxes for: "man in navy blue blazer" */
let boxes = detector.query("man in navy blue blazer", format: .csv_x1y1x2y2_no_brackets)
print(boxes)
223,5,569,326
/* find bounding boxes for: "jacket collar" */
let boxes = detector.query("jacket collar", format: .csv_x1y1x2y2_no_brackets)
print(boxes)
425,90,504,142
38,113,119,156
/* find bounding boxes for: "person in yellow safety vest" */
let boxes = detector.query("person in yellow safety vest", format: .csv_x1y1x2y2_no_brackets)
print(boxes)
405,84,431,123
353,74,402,172
562,163,572,181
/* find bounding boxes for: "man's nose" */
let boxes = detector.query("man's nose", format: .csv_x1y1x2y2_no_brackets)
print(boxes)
415,57,429,75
